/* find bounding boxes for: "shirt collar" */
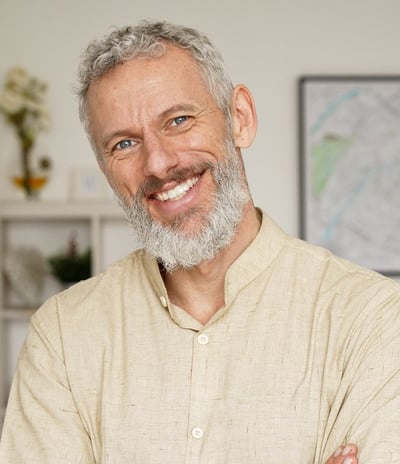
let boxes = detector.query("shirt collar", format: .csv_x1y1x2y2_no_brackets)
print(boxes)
224,208,288,305
141,209,288,326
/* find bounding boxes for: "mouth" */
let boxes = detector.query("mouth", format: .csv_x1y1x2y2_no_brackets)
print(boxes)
152,175,201,202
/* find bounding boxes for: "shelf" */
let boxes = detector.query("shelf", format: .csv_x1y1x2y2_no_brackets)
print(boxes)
0,199,124,219
0,199,136,434
0,309,35,321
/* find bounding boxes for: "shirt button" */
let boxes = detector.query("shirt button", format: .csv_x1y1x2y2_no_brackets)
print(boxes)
159,296,168,308
197,333,209,345
191,427,204,439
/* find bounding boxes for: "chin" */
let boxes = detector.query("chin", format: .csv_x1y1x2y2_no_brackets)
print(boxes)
160,205,210,232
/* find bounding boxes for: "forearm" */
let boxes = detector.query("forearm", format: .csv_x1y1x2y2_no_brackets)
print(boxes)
0,312,95,463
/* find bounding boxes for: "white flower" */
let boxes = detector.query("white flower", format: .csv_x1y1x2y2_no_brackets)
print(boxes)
0,66,50,147
6,67,30,92
0,89,24,114
24,99,42,113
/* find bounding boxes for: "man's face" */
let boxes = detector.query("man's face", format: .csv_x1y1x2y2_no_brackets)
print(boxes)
86,45,250,270
87,45,240,237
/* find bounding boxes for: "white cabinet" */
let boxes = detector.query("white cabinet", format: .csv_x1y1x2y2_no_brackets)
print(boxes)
0,200,136,430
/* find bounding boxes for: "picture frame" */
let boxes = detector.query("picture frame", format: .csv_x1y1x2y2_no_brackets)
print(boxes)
299,76,400,275
69,168,114,201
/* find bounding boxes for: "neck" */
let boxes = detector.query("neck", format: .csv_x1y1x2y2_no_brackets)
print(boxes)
163,204,261,324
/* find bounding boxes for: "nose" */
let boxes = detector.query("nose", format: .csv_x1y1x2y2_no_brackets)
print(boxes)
142,133,179,179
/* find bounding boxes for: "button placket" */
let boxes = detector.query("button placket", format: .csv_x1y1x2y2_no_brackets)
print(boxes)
185,331,213,459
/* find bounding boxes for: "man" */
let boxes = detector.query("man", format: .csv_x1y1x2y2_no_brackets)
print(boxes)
1,20,398,463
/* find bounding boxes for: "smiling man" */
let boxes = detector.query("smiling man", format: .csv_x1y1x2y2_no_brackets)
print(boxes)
1,20,399,464
87,44,257,278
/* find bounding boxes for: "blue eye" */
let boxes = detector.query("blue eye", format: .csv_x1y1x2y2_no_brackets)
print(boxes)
115,139,134,150
172,116,188,126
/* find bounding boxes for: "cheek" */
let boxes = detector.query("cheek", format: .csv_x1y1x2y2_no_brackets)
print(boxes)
183,128,227,159
103,158,143,196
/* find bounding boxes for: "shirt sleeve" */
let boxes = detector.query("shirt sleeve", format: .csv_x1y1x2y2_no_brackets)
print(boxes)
320,291,400,464
0,301,96,463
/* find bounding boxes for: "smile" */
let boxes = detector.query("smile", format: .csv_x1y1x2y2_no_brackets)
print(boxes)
154,175,200,202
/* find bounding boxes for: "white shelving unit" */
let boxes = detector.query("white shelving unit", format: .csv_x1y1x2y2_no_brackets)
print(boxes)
0,200,136,430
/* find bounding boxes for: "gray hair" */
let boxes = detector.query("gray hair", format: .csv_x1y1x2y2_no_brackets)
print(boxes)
76,20,234,144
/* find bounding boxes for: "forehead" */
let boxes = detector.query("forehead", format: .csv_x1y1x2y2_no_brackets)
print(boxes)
87,44,212,107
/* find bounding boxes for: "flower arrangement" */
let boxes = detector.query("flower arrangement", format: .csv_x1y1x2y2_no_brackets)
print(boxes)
0,67,51,197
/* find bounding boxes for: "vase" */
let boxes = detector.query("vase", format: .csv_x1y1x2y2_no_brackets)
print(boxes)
12,175,48,198
11,144,48,199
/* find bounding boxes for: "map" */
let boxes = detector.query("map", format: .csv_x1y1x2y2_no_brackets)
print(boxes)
300,78,400,274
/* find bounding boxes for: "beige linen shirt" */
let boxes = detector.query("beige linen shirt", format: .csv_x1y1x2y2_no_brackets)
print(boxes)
1,211,400,463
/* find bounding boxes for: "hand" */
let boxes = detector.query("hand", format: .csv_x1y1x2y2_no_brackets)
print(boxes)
326,444,358,464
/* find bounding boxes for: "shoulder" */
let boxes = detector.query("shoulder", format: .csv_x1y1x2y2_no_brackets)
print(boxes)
257,210,400,312
258,210,400,325
289,234,399,297
32,248,153,334
283,235,400,344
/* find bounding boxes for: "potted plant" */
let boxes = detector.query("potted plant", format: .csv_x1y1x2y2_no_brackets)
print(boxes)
48,233,91,285
0,67,51,197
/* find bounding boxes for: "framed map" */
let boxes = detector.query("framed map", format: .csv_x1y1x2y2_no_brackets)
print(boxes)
299,76,400,275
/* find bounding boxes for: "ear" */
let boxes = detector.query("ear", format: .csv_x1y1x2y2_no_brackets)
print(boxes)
230,84,258,148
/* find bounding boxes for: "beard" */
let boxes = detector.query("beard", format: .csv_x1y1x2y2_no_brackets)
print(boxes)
115,138,250,272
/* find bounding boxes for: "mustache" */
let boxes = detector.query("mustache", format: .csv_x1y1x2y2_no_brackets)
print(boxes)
138,161,214,198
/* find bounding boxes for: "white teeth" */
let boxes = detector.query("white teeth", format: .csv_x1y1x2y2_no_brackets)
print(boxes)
155,176,199,202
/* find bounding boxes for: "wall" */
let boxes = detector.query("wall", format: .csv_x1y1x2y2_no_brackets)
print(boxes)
1,0,400,237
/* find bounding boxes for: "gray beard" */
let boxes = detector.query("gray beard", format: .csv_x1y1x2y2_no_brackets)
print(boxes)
115,140,250,272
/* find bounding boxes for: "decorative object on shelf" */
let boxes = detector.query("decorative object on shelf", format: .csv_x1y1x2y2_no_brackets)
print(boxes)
48,232,91,285
12,155,52,198
3,246,49,307
0,67,51,198
70,168,114,200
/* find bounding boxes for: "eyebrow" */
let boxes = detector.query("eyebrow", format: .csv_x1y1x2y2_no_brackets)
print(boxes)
99,103,201,149
158,103,200,120
100,129,134,150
